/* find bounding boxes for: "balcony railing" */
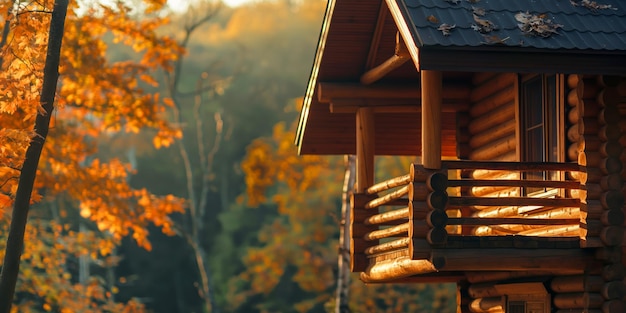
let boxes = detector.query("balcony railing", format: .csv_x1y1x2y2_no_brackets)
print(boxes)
351,160,596,282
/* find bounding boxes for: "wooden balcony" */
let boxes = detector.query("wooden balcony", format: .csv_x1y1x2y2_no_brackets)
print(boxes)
351,160,603,283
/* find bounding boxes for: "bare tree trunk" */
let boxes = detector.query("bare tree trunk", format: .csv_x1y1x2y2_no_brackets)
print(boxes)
335,155,355,313
0,0,68,310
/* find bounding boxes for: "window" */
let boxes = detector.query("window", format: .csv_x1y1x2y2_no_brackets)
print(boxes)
519,74,564,195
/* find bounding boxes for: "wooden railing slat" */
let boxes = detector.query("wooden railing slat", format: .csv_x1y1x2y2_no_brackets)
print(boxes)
448,196,580,207
448,179,580,189
364,207,409,225
442,160,582,172
364,223,410,241
365,185,409,209
364,238,411,256
447,217,580,226
366,174,411,195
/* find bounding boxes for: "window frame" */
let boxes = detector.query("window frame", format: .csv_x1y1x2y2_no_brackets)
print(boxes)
518,74,565,196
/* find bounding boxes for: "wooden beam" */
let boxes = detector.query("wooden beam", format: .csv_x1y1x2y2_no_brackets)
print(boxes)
430,248,596,272
421,70,442,169
328,98,470,114
359,257,437,282
356,107,375,192
318,82,471,102
360,32,410,85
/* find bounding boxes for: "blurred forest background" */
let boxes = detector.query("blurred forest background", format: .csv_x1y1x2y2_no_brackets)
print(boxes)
0,0,456,311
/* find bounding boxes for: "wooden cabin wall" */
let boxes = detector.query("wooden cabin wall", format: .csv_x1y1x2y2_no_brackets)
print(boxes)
576,74,626,313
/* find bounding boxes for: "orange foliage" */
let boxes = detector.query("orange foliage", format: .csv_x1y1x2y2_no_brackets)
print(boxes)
0,0,185,309
237,117,342,311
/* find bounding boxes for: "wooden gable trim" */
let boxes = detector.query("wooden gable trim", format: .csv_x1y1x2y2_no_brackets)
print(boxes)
295,0,337,154
384,0,421,72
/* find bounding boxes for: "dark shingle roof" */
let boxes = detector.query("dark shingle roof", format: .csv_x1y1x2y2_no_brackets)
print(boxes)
400,0,626,50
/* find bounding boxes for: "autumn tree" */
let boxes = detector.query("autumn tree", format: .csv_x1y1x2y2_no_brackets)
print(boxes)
237,112,457,312
0,0,186,310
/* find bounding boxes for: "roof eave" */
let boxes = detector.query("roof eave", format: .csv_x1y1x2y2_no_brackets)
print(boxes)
418,46,626,75
295,0,337,155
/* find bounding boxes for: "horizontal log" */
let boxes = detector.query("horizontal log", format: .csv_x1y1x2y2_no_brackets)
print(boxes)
364,207,409,225
580,219,603,237
448,196,580,208
427,227,448,245
600,190,625,209
470,87,515,122
553,292,603,309
366,174,410,195
469,120,516,149
350,251,368,272
443,160,582,172
444,236,580,249
364,223,409,241
469,297,504,313
430,248,594,272
601,142,623,159
317,82,471,102
554,309,604,313
602,263,625,281
409,238,433,259
579,154,622,175
599,106,622,125
409,164,447,185
409,183,434,201
409,220,432,239
517,225,580,237
359,257,437,282
449,179,580,189
368,249,410,263
568,143,580,162
601,281,625,300
581,168,605,185
599,125,622,142
472,72,499,86
409,200,431,219
550,275,604,293
568,106,579,124
468,103,515,135
597,75,623,88
567,74,582,89
466,270,583,284
600,173,624,190
470,73,516,104
448,217,580,226
470,186,519,199
595,246,622,263
469,134,516,160
474,206,580,221
568,123,580,142
365,185,409,209
364,237,411,256
602,299,626,313
601,209,624,226
470,170,519,181
426,210,448,228
579,117,601,136
351,222,378,237
424,190,449,210
601,226,623,246
567,88,583,106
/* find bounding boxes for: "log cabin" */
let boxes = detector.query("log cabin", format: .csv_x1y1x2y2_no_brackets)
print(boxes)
295,0,626,312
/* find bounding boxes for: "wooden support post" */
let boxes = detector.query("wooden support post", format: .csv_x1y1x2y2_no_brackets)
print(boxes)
356,107,375,192
421,70,442,169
